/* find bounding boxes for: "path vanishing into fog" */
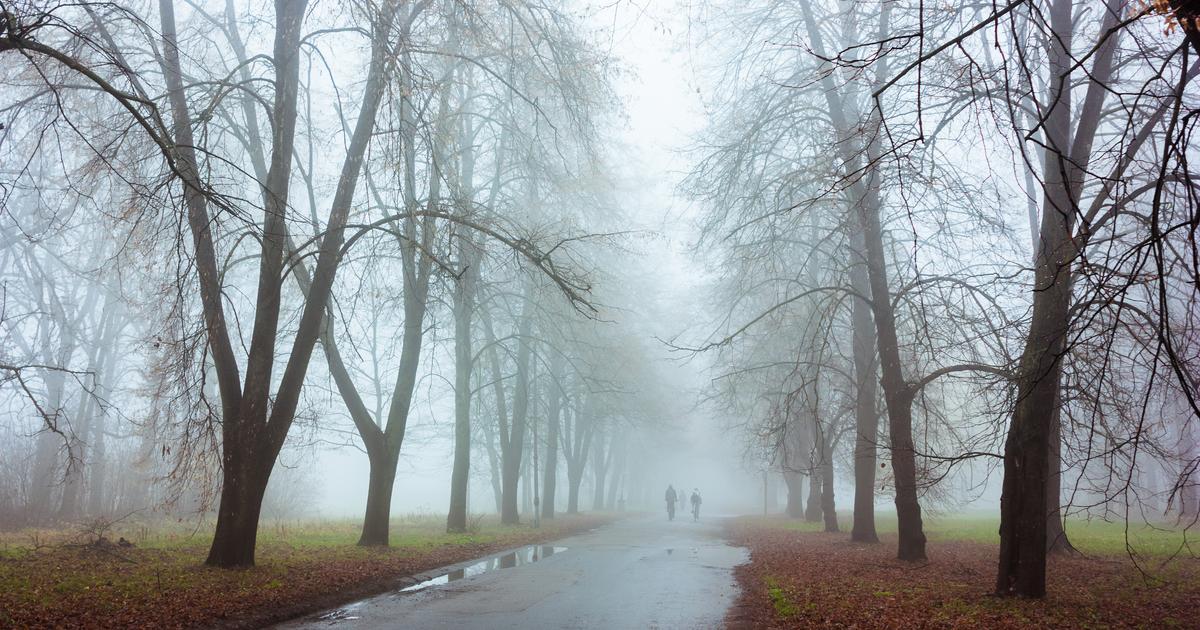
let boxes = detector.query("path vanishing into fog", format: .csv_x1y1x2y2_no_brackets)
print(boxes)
278,516,748,629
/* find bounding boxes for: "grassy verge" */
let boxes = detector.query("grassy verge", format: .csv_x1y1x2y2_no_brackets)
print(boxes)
759,511,1200,558
0,513,615,629
726,513,1200,629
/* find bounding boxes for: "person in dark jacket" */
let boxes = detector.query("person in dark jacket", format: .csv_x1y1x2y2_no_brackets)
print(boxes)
665,485,678,521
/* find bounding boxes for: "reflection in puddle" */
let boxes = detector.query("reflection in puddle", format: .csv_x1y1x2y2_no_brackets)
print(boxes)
400,545,568,593
316,603,363,621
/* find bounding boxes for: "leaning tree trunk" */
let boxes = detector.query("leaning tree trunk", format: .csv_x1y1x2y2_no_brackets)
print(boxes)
799,0,923,560
858,178,925,561
358,280,428,546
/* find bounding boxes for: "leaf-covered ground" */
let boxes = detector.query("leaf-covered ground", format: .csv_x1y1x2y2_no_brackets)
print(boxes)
0,513,612,629
725,516,1200,629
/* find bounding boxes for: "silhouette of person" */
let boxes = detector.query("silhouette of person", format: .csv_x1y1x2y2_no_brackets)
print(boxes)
690,489,702,521
665,484,677,521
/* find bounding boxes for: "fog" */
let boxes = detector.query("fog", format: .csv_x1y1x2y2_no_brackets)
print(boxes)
1,0,1198,611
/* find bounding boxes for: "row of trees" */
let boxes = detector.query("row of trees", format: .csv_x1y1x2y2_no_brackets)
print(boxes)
0,0,663,566
689,0,1200,598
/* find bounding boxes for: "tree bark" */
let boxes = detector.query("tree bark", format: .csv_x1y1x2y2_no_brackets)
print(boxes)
541,357,563,520
591,431,608,511
805,465,822,523
206,459,273,566
860,197,925,561
564,397,592,515
446,240,476,532
482,416,504,513
1045,405,1075,553
850,237,880,543
606,440,624,511
798,0,924,560
201,0,392,565
995,0,1074,596
500,299,533,524
821,434,838,533
359,449,400,545
783,471,804,518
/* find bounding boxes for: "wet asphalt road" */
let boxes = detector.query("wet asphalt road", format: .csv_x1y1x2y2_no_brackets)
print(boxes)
276,515,749,629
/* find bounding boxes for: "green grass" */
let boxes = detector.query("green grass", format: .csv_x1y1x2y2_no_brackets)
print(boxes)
0,513,528,555
0,513,612,628
764,576,800,618
760,511,1199,558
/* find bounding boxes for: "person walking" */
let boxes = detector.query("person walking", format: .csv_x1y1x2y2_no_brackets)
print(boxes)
665,485,678,521
690,488,702,521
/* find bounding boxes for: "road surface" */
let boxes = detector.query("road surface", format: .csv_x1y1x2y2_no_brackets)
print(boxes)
277,515,748,629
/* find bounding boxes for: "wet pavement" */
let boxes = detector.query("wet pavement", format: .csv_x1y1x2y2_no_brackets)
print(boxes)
276,515,748,629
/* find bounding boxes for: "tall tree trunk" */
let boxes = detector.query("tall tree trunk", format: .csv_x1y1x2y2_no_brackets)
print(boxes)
56,393,92,522
563,395,591,515
500,301,533,525
86,408,108,516
86,305,123,518
357,18,445,544
860,195,925,561
996,0,1076,597
28,273,77,524
522,438,534,516
783,471,804,518
606,440,624,511
483,417,504,513
850,243,880,543
821,437,838,533
799,0,924,560
446,244,476,532
805,465,822,523
59,298,115,522
1045,405,1075,553
358,287,428,546
591,432,607,511
541,365,563,520
567,468,583,514
359,448,400,544
207,458,273,566
766,473,778,512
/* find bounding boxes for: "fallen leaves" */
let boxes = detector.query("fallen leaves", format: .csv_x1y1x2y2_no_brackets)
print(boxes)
725,517,1200,629
0,514,612,629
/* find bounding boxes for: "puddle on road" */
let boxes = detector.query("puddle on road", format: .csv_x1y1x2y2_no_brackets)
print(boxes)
315,602,363,622
399,545,568,593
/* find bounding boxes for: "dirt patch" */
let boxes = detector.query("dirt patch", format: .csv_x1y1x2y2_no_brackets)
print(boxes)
725,517,1200,629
